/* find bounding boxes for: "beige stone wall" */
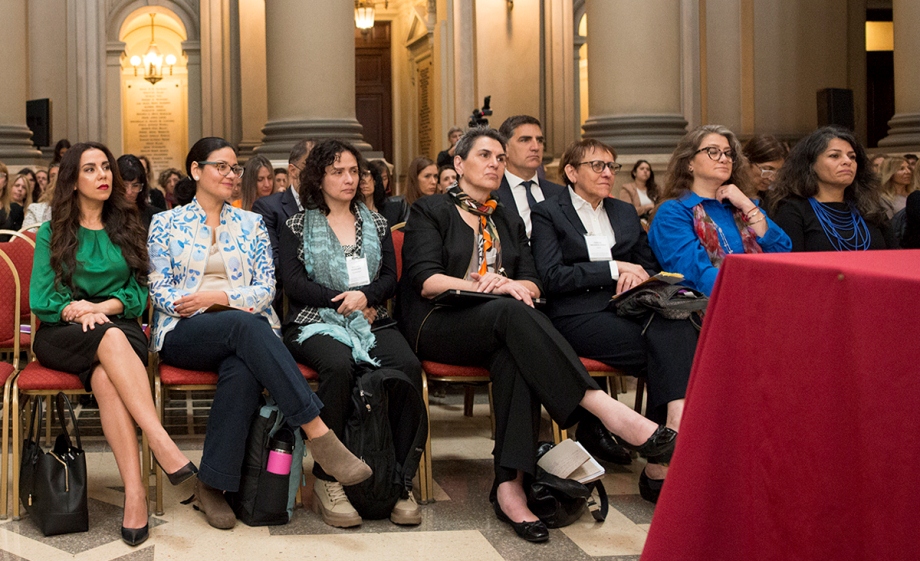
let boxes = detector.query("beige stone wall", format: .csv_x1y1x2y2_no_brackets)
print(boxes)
238,0,267,151
473,0,541,130
28,0,69,148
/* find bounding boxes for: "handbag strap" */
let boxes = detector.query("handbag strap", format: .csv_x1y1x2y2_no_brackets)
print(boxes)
26,394,43,444
586,480,609,522
55,392,82,450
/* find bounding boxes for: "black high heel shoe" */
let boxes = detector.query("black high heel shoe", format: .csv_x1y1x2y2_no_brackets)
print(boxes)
638,468,664,503
491,499,549,543
121,524,149,546
613,426,677,465
156,459,199,486
122,496,150,546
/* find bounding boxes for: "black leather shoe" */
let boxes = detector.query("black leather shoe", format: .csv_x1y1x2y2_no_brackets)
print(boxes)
614,426,677,465
121,524,149,546
575,416,632,465
157,460,199,486
638,468,664,503
492,500,549,543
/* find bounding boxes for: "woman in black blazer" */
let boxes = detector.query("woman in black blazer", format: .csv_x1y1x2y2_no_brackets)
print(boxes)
530,139,699,504
397,128,676,543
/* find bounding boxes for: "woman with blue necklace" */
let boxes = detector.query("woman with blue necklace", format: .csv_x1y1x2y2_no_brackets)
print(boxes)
648,125,792,296
767,126,892,252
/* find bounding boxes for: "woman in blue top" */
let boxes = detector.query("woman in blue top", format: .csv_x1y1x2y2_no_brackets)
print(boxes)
648,125,791,295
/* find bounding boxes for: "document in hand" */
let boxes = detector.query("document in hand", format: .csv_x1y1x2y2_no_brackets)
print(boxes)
536,439,605,484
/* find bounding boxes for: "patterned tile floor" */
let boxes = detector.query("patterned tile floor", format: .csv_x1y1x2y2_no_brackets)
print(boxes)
0,384,655,560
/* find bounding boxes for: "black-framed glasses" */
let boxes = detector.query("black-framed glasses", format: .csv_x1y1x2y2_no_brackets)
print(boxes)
577,160,622,174
198,161,244,177
696,147,735,162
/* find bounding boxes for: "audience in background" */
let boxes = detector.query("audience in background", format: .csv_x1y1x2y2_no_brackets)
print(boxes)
404,156,438,207
369,160,409,225
0,171,31,235
240,155,274,211
51,138,71,164
116,154,164,229
437,165,457,193
618,159,659,220
870,153,887,174
273,168,289,192
878,156,914,217
436,126,464,168
741,134,789,200
154,168,182,209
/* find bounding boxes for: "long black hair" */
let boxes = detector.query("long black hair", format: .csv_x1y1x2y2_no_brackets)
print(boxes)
116,154,151,212
766,126,886,226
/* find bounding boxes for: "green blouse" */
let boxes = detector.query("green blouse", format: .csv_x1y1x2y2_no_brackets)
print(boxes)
30,223,147,323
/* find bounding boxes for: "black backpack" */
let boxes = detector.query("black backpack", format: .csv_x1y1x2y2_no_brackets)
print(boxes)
342,368,428,519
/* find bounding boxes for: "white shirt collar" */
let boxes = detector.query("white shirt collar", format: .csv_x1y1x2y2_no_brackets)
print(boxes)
505,169,539,188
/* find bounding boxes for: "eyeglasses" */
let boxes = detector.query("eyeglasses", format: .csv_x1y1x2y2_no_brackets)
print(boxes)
755,164,777,179
577,161,622,174
124,181,143,192
197,161,244,178
696,147,736,162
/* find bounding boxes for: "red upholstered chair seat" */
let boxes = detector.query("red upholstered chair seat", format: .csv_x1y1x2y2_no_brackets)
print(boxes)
14,362,85,391
580,357,616,372
421,361,490,379
0,362,14,386
297,363,319,381
157,364,218,386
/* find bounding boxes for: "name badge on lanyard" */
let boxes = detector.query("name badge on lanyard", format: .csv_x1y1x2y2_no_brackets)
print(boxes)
585,235,612,262
346,256,371,287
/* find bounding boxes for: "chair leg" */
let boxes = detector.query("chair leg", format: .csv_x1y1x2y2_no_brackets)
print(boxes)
154,377,165,516
418,372,433,504
487,383,495,441
11,390,24,520
0,376,12,520
634,377,646,414
463,386,475,417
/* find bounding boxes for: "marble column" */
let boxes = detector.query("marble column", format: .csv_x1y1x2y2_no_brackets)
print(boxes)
66,0,108,143
581,0,687,154
879,0,920,150
200,0,242,143
0,0,42,162
256,0,369,159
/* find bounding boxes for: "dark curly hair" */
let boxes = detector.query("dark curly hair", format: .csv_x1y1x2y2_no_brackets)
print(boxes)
298,139,365,215
50,142,148,292
765,126,887,227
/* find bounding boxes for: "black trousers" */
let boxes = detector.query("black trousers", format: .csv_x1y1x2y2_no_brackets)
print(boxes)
416,298,600,483
552,310,697,425
283,325,422,481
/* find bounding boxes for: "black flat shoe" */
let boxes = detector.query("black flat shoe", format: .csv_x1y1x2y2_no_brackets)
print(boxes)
575,416,632,465
121,524,149,546
491,499,549,543
638,468,664,503
157,460,199,486
614,426,677,465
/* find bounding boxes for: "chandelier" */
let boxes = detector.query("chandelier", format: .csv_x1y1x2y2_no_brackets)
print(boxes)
354,1,388,31
129,13,177,85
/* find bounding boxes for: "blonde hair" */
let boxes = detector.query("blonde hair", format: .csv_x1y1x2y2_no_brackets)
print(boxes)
2,171,32,213
879,157,914,198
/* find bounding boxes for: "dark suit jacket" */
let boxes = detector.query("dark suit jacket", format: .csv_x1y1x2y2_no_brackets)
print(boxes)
495,175,567,220
530,188,659,320
252,188,300,271
396,193,543,348
252,188,299,315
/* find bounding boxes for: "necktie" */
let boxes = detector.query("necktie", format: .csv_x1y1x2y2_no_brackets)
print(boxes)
521,180,538,210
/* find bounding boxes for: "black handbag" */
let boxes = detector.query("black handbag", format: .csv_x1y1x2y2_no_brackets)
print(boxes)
614,283,708,321
19,392,89,536
526,442,609,528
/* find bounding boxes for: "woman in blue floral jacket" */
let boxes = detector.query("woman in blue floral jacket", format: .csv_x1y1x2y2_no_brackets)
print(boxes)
148,137,371,530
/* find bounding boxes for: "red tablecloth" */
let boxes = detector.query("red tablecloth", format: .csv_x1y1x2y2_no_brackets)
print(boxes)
642,250,920,561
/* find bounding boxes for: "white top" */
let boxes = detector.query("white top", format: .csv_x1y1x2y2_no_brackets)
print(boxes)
504,169,544,237
636,186,653,207
569,188,619,280
23,202,52,231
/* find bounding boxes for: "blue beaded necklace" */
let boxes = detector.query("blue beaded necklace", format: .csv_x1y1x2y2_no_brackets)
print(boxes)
808,197,871,251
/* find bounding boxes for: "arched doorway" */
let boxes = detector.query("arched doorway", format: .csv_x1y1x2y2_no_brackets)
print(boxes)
119,7,189,173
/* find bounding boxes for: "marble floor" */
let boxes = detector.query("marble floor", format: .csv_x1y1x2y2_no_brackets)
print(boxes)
0,385,655,561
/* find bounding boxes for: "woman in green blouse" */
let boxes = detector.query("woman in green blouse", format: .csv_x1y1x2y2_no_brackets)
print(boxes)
30,142,196,547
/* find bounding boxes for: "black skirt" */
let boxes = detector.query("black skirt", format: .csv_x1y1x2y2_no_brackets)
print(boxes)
33,317,148,391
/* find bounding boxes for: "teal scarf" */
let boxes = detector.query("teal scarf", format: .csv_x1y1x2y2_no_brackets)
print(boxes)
295,203,382,366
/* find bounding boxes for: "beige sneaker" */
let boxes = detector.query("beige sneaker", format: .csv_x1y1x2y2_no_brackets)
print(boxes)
312,479,361,528
390,492,421,525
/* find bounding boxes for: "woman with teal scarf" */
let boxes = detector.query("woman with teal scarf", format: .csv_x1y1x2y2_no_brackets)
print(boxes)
280,139,422,529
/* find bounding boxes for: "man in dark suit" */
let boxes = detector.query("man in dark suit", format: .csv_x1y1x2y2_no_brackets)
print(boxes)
496,115,632,465
496,116,566,238
252,139,314,315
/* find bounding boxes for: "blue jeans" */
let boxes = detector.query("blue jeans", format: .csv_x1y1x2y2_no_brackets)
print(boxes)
159,310,323,492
